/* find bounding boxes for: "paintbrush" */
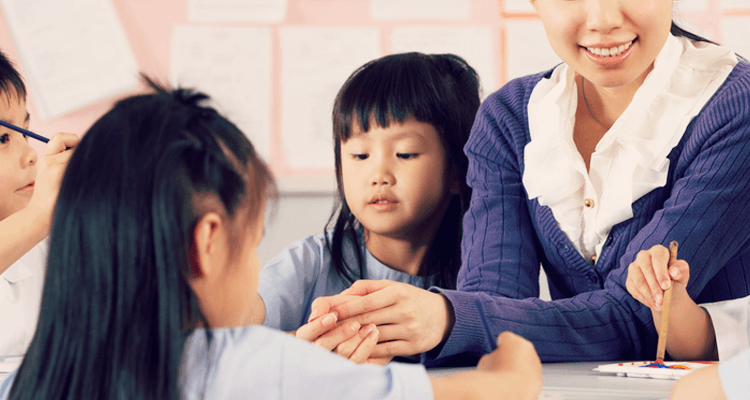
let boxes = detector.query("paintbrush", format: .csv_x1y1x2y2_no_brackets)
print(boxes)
0,119,48,143
655,241,678,364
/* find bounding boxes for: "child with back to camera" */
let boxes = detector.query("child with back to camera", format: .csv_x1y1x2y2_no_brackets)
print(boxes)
0,79,542,400
0,50,78,356
249,52,480,361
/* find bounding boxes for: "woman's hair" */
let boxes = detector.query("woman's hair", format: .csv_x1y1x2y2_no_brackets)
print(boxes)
326,52,481,290
9,78,276,400
670,21,717,45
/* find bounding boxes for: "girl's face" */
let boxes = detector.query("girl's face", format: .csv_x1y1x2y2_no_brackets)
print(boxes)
341,117,458,242
0,91,34,221
530,0,673,90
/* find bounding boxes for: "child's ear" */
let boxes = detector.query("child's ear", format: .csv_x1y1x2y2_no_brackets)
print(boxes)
189,212,224,280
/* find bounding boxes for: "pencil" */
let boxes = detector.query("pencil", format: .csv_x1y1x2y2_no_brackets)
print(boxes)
0,119,48,143
655,241,678,364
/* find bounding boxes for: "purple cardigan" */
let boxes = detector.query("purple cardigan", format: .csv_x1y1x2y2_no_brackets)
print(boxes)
429,61,750,363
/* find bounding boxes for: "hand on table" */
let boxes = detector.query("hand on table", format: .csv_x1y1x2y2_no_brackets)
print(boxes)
295,294,380,363
308,279,453,360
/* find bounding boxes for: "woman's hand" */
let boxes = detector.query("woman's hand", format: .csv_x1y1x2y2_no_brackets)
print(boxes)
26,132,79,226
308,279,454,359
625,244,690,312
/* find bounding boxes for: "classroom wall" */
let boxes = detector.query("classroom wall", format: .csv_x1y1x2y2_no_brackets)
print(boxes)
1,0,748,302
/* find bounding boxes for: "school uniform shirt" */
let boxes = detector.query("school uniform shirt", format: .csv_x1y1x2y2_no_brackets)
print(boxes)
259,230,431,331
702,296,750,400
0,325,433,400
427,34,750,364
0,241,47,357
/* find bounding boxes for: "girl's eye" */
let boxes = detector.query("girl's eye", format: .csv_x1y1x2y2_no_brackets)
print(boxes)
352,154,368,160
0,134,8,144
397,153,418,160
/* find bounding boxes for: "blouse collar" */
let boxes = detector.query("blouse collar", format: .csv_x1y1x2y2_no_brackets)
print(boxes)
523,34,737,256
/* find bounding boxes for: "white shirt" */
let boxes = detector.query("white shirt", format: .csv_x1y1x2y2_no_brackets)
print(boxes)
0,241,47,356
703,297,750,400
523,34,737,264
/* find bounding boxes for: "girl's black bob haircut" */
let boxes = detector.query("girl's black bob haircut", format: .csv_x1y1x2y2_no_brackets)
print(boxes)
327,52,481,289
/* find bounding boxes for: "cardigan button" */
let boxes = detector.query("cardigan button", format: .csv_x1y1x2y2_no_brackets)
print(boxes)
584,198,595,208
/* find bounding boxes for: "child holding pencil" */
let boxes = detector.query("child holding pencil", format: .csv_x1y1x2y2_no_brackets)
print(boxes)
626,243,747,400
0,50,78,356
251,52,479,360
0,80,542,400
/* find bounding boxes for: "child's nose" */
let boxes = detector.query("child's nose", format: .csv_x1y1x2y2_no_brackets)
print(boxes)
371,162,394,186
21,140,37,167
586,0,624,34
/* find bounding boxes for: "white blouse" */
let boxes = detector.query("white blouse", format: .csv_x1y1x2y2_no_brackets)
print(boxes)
523,34,737,264
0,241,47,356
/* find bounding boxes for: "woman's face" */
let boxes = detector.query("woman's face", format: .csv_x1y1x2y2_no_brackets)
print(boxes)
530,0,673,90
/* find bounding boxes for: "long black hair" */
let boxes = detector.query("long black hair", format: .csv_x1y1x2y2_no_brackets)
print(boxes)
9,78,276,400
326,52,481,290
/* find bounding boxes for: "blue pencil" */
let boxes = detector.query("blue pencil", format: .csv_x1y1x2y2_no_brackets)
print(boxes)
0,119,48,143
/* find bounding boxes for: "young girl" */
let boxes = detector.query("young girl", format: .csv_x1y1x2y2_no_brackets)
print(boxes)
627,244,746,400
305,0,750,365
253,53,479,341
0,50,78,356
0,81,543,400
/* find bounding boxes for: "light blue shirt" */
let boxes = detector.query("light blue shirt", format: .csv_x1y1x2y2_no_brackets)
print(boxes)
259,231,430,331
0,326,433,399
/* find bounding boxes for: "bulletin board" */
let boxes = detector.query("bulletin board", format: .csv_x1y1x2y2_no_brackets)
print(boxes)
0,0,747,194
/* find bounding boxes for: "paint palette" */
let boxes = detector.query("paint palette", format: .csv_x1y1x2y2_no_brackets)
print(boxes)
594,361,715,380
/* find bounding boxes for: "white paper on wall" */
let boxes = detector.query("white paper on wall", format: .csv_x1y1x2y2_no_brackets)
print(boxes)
391,26,497,94
719,0,749,10
171,26,272,161
721,16,750,60
505,19,561,82
371,0,470,20
187,0,287,22
502,0,535,14
0,0,138,120
280,27,380,170
674,0,709,12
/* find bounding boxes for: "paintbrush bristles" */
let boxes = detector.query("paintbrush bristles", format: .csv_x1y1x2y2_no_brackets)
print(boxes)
655,241,679,363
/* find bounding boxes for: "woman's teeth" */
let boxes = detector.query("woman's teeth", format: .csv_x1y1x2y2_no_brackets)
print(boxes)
586,40,634,57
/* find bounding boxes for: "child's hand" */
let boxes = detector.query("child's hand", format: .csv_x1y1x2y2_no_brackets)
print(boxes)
625,244,691,311
295,308,380,363
26,132,79,225
476,332,542,400
309,279,453,359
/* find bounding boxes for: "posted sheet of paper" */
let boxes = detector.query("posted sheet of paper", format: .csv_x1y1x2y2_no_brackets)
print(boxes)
391,26,496,93
722,16,750,61
0,0,138,120
171,26,272,161
188,0,286,22
280,27,380,170
502,0,535,13
371,0,470,20
505,19,561,82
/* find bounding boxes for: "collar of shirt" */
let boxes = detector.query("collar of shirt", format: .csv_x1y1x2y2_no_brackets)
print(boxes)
523,34,737,261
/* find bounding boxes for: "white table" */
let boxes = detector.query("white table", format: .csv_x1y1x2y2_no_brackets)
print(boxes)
428,361,675,400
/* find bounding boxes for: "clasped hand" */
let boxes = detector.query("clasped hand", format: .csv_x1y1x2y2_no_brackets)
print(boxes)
294,279,452,364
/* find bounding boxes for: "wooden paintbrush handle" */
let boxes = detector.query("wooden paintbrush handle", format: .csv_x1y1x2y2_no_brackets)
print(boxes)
655,241,678,363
